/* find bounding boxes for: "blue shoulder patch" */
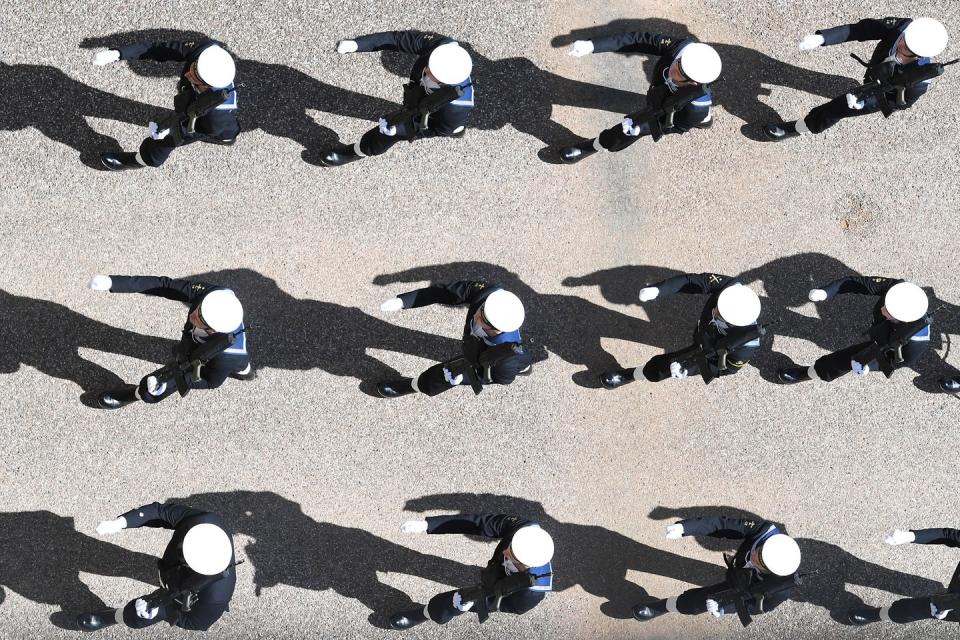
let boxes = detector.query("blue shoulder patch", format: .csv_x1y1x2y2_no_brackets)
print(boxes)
910,324,931,341
489,328,521,345
451,79,474,106
528,561,553,592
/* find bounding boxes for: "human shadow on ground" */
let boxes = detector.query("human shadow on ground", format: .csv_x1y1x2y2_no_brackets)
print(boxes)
404,492,722,619
649,505,947,624
551,18,855,141
566,252,960,393
373,261,705,388
174,491,475,628
80,29,399,165
0,510,157,628
0,61,160,168
0,288,172,404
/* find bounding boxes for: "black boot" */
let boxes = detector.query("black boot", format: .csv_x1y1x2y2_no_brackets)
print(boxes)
778,366,811,384
377,379,416,398
100,152,143,171
390,606,428,630
600,368,635,389
846,607,882,625
764,121,800,141
229,363,257,381
560,139,599,164
633,599,668,621
939,376,960,393
77,609,118,631
318,143,363,167
97,386,138,410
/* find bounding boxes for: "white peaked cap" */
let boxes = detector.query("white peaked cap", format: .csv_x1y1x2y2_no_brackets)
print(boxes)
196,45,236,88
199,289,244,333
717,284,761,326
884,282,928,322
483,289,525,332
511,525,554,567
679,43,722,84
427,42,473,85
904,18,948,58
760,534,801,576
183,523,233,575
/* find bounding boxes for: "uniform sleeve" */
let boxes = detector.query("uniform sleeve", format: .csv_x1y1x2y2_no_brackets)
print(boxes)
424,103,473,136
816,17,904,46
679,516,757,539
720,341,760,376
489,350,532,385
426,513,532,539
755,576,796,612
590,32,677,55
818,275,899,298
911,528,960,547
498,589,545,615
116,40,199,62
652,273,732,297
120,502,206,530
670,96,712,133
108,275,218,305
397,280,491,308
353,30,444,54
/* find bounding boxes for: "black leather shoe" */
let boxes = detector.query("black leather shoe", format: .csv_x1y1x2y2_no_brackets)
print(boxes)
377,379,416,398
318,144,362,167
846,608,880,625
517,365,534,377
560,140,598,164
100,152,143,171
208,138,236,146
77,609,117,631
694,117,714,129
939,376,960,393
97,386,138,410
229,365,257,381
600,368,634,389
777,367,811,384
389,607,428,630
764,122,799,141
633,600,667,621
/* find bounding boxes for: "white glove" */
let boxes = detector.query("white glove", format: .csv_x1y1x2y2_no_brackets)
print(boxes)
884,529,916,545
622,117,642,137
92,49,120,65
88,274,112,291
95,516,127,536
400,520,428,534
380,297,403,313
452,591,475,611
669,362,688,380
666,523,685,539
568,40,594,57
932,601,952,620
443,368,463,386
336,40,359,54
706,599,723,618
148,121,170,140
799,34,825,50
639,287,659,302
378,118,397,136
845,93,865,110
135,598,159,620
808,288,827,302
145,376,167,396
851,360,870,376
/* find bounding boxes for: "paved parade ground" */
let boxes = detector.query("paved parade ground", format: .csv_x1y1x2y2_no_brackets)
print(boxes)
2,1,960,638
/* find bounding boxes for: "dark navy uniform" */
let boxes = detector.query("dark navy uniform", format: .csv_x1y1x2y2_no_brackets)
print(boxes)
387,280,531,397
850,528,960,624
352,31,474,156
782,276,930,382
115,39,239,166
602,273,760,386
117,502,236,631
422,514,553,624
664,516,798,618
103,276,250,404
592,32,713,151
790,18,938,135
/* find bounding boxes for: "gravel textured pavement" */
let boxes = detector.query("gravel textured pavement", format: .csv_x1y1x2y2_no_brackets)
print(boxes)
1,1,959,639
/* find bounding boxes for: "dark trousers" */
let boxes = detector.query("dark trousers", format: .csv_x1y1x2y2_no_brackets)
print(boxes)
121,599,168,629
138,134,235,167
426,589,470,624
135,374,180,404
416,362,462,397
358,121,415,157
642,348,702,382
597,121,649,152
812,342,874,382
804,94,883,134
675,582,743,616
886,597,938,623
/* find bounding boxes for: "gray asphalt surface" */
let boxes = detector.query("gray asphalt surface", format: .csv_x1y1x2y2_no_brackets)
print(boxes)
1,1,959,639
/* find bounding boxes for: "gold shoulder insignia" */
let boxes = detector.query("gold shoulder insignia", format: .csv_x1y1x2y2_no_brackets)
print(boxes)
745,520,756,528
184,41,196,48
872,277,886,283
708,274,722,284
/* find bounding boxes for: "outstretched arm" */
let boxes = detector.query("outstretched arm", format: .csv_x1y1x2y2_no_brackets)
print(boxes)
816,17,906,46
108,275,218,305
353,31,446,54
397,280,492,308
119,502,207,530
426,513,533,539
116,40,206,62
817,275,898,299
591,32,678,55
650,273,733,298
